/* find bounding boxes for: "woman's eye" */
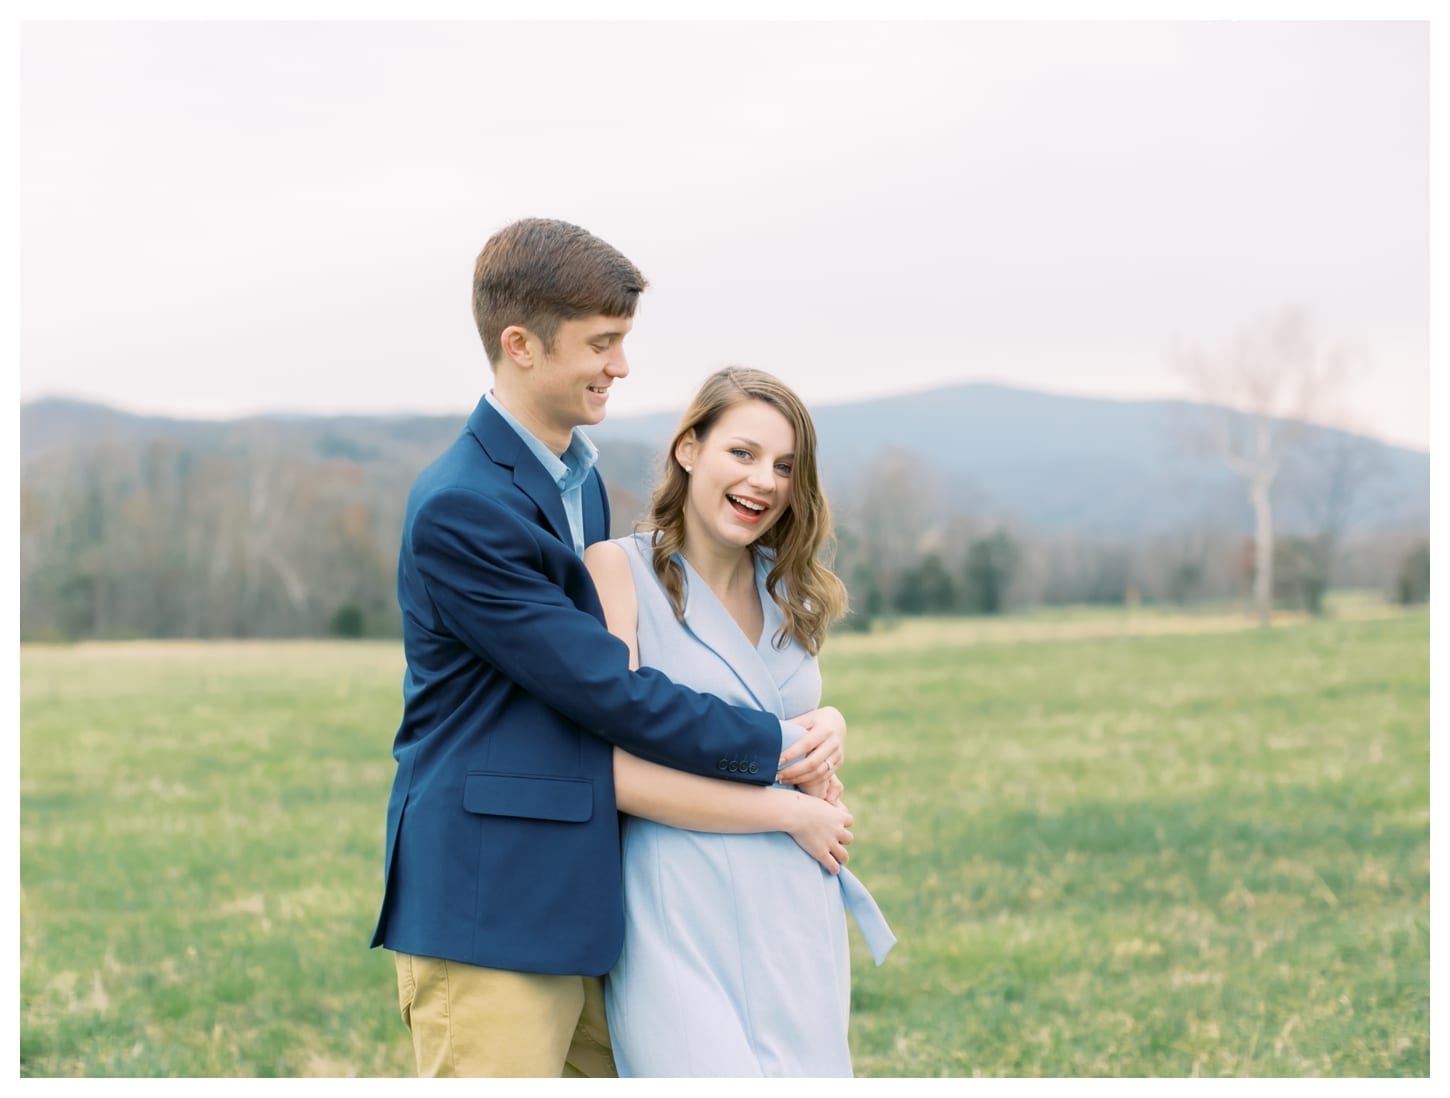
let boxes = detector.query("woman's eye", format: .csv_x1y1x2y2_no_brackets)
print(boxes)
729,448,752,460
775,463,794,476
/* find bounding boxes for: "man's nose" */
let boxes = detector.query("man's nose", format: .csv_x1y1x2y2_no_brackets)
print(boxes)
606,349,629,378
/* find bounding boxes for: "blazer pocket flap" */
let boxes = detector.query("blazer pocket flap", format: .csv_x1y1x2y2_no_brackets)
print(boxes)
463,772,594,823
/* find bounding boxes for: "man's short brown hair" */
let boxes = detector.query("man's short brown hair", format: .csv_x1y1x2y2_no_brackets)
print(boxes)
472,218,648,365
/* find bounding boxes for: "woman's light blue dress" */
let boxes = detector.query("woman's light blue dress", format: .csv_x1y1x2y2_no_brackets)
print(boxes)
604,533,894,1078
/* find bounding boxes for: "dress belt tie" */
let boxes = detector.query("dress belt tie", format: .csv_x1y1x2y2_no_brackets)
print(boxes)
836,866,895,966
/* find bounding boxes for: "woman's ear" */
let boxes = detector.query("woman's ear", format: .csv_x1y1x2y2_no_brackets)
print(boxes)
674,431,698,473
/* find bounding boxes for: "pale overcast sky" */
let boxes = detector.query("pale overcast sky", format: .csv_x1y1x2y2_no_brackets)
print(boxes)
18,18,1430,448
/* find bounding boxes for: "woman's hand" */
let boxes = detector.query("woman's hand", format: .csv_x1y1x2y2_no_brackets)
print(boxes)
796,773,844,804
786,790,853,874
778,705,846,787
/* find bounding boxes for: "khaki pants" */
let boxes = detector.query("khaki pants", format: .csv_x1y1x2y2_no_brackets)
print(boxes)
393,951,617,1078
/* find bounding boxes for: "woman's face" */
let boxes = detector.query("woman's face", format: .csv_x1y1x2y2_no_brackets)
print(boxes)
676,398,797,553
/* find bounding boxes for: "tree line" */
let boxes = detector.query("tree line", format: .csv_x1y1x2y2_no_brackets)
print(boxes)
19,430,1426,643
20,434,407,641
826,443,1425,630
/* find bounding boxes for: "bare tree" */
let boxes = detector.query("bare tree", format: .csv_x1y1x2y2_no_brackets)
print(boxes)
1283,427,1390,613
1175,306,1356,625
244,453,311,614
1292,428,1389,545
844,448,939,615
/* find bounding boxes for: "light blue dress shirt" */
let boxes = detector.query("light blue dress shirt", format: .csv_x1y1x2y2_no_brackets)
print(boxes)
485,391,599,556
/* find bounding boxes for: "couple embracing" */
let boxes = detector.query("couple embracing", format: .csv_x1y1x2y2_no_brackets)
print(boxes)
371,218,894,1078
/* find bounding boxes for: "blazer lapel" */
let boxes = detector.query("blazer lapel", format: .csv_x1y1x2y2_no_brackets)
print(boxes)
757,565,811,695
511,461,572,549
467,398,572,548
583,470,608,544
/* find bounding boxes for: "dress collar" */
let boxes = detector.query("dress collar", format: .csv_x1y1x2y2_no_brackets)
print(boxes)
672,547,808,719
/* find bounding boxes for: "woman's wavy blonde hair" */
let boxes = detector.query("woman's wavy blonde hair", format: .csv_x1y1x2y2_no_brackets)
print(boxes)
640,367,848,656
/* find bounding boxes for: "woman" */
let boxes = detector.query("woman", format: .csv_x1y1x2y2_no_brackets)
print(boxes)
584,367,895,1077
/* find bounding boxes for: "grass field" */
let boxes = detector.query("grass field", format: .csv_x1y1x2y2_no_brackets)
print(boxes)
19,603,1429,1077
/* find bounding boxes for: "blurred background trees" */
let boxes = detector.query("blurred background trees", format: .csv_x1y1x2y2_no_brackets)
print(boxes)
1174,307,1371,626
18,357,1428,641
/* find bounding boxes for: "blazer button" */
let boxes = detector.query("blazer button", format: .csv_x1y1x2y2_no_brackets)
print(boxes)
717,759,729,771
748,762,759,774
728,762,739,772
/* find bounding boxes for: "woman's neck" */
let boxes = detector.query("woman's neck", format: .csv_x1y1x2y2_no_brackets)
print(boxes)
680,529,756,601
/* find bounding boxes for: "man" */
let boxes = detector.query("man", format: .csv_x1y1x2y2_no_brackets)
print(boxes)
371,218,845,1077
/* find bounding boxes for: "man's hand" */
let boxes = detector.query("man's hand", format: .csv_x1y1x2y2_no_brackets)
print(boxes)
779,705,845,787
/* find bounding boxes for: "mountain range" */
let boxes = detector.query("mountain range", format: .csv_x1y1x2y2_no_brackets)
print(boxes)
20,383,1429,538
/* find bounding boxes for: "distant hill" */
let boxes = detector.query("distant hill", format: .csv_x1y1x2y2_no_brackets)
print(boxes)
20,384,1428,537
18,397,462,468
585,383,1428,536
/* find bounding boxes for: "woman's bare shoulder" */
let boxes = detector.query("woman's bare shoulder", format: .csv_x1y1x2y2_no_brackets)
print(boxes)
583,538,636,591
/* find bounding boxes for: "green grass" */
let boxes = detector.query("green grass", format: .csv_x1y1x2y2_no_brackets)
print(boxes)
20,642,408,1076
837,611,1429,1077
19,609,1428,1077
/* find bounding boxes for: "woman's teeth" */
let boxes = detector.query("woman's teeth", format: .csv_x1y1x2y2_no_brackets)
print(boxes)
728,495,765,513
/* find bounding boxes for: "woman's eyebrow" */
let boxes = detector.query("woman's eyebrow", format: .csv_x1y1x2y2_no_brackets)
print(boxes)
726,436,794,458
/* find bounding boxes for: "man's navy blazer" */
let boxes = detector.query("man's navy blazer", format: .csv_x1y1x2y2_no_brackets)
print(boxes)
371,397,785,976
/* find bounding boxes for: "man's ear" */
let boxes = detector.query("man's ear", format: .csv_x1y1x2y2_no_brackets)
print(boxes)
674,430,699,472
499,324,536,369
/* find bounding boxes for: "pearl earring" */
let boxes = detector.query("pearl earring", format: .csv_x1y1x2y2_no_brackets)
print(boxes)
684,465,693,474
